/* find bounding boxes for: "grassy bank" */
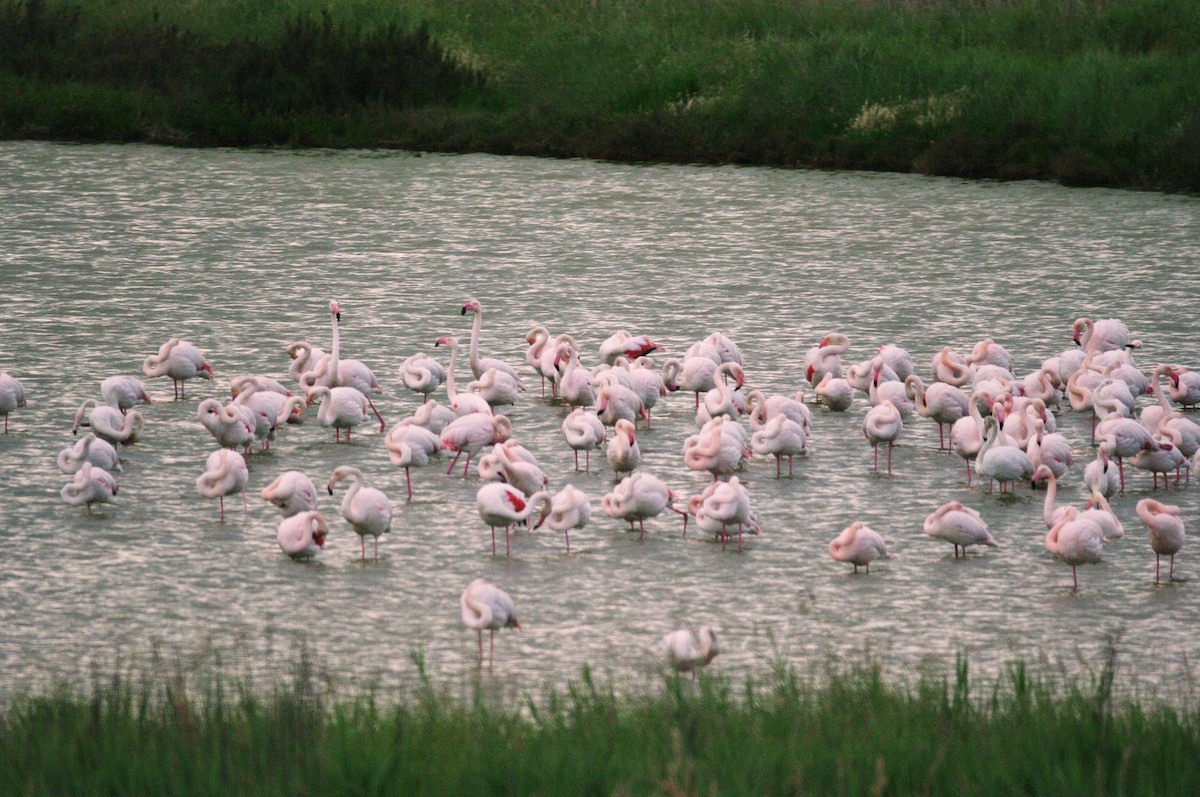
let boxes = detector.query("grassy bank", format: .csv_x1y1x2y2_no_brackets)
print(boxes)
1,0,1199,192
3,654,1199,796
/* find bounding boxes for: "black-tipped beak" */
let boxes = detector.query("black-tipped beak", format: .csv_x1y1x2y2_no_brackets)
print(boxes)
327,486,334,495
335,312,341,322
460,306,467,316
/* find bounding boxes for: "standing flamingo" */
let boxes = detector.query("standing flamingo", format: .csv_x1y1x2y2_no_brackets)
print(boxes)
327,466,392,560
1136,499,1185,583
60,462,118,512
475,482,551,556
195,448,249,521
0,371,26,432
100,375,152,413
862,398,903,474
750,414,807,477
197,397,256,451
662,627,719,675
440,413,512,476
922,501,997,557
305,385,375,442
73,399,144,446
460,578,520,667
433,336,493,416
805,333,848,385
905,375,967,450
385,422,442,500
606,418,641,480
399,352,446,400
598,330,660,365
829,522,890,573
461,299,524,386
277,511,328,560
562,408,606,471
1045,514,1104,590
261,471,320,517
600,472,689,540
543,484,591,553
320,300,386,430
58,434,121,475
142,338,213,399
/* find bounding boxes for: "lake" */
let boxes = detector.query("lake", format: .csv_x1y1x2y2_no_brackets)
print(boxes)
1,142,1198,700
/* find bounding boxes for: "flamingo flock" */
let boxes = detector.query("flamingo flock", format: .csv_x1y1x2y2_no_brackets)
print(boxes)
4,303,1198,671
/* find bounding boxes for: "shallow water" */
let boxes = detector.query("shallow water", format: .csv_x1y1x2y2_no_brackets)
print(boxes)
1,142,1198,699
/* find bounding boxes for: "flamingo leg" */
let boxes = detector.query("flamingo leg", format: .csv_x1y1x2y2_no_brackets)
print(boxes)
491,526,496,556
873,443,878,472
374,536,379,559
938,423,945,450
477,629,484,666
490,630,495,668
565,530,570,553
446,451,462,475
1156,553,1161,584
574,450,579,470
966,460,972,485
1170,554,1175,580
347,427,351,443
585,450,590,471
505,525,510,557
219,495,225,522
336,429,341,443
639,519,645,541
1073,566,1079,591
1118,458,1125,491
776,455,781,478
463,455,472,476
887,442,893,474
366,397,386,431
361,536,366,560
405,467,412,501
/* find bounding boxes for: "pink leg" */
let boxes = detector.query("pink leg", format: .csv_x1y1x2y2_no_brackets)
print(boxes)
873,444,878,471
564,530,570,553
585,450,590,472
445,451,462,475
374,537,379,559
219,495,225,522
505,525,510,557
491,527,496,556
463,455,473,476
361,536,366,560
1073,566,1079,590
1170,554,1175,580
887,443,893,474
477,630,483,665
574,450,579,470
1156,553,1161,584
938,423,945,450
405,467,412,501
366,397,385,431
1118,458,1125,491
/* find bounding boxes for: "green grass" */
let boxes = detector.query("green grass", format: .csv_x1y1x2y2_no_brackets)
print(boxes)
3,650,1199,796
1,0,1198,190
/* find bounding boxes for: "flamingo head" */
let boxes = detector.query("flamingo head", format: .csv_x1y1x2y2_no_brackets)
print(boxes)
201,363,214,379
461,299,481,316
329,300,341,321
1072,319,1086,345
1126,340,1142,350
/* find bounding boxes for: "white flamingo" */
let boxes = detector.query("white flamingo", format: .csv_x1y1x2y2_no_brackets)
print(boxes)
0,371,26,433
461,299,524,386
433,336,492,416
196,397,256,451
562,408,606,471
58,433,121,475
1136,499,1185,583
829,522,890,573
385,422,442,500
750,414,807,477
261,471,320,517
905,375,966,450
305,385,376,442
606,418,641,480
195,448,249,521
475,482,551,556
60,462,118,512
100,375,152,413
662,627,719,675
601,472,689,540
440,413,512,476
277,510,328,560
862,398,902,474
73,399,144,446
142,338,213,399
461,578,520,667
543,484,591,553
399,352,446,400
327,465,392,560
1045,514,1104,590
598,330,660,365
922,501,997,557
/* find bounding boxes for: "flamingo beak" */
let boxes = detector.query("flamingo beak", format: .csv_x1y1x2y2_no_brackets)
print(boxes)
460,305,468,316
806,364,814,383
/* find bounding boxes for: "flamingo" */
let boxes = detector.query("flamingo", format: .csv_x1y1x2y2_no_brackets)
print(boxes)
555,344,595,409
1027,418,1073,481
950,390,991,484
261,471,320,517
1080,492,1125,542
1168,367,1200,409
745,390,811,432
440,413,512,476
318,300,386,430
327,465,392,560
536,333,576,398
595,382,646,427
406,399,457,435
100,375,152,413
305,385,375,442
399,352,446,400
805,333,848,385
931,346,970,387
543,484,591,552
1045,514,1104,590
1130,436,1186,490
0,371,25,432
688,476,758,550
1136,499,1185,583
750,414,807,477
606,418,641,480
1031,465,1074,530
475,482,551,556
466,367,521,409
601,472,689,540
142,338,213,399
1083,440,1121,498
60,462,118,511
460,578,520,667
905,375,966,450
922,501,997,557
229,375,289,399
58,433,121,475
235,390,306,451
385,422,442,500
286,341,327,384
662,627,719,675
488,440,548,497
197,397,256,450
696,362,745,425
73,399,144,446
683,417,749,480
814,372,853,411
195,448,249,521
868,364,914,419
1096,415,1154,490
829,522,890,573
966,338,1012,371
1073,317,1137,355
677,355,722,408
433,336,492,416
975,417,1034,494
461,299,524,386
862,398,902,474
277,510,329,560
562,408,606,471
621,358,666,427
524,325,552,395
876,344,914,380
1021,366,1063,410
598,330,660,365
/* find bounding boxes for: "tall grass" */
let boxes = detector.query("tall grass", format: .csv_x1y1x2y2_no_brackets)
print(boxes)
3,648,1199,796
1,0,1197,190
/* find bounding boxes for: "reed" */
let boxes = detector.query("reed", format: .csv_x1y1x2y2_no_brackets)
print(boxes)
2,650,1198,796
1,0,1197,190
